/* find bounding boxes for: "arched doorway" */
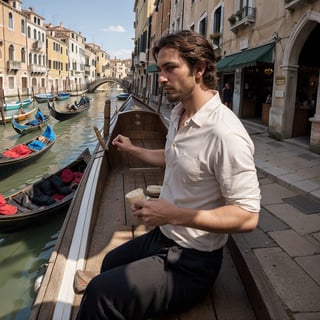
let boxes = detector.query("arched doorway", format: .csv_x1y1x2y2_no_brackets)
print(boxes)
292,24,319,138
276,10,320,148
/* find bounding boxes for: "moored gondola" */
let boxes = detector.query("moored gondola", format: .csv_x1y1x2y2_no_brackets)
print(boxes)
11,108,50,135
0,148,91,232
0,124,56,176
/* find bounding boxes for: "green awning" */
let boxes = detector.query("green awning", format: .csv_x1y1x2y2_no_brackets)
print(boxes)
146,64,159,73
216,43,274,72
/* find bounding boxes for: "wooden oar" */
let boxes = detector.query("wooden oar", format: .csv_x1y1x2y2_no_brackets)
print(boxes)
93,126,108,151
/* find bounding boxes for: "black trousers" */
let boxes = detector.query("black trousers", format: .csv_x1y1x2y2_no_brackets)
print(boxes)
76,227,223,320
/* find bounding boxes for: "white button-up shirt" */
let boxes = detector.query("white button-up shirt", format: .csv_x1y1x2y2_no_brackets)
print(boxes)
160,92,261,251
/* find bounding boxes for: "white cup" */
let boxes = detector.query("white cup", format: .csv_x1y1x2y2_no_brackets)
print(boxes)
125,188,145,205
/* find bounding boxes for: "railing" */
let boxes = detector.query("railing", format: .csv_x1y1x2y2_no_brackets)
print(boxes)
28,64,47,73
7,60,21,71
229,6,256,32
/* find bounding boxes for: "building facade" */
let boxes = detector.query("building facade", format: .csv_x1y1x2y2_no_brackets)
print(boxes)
132,0,320,152
0,0,130,100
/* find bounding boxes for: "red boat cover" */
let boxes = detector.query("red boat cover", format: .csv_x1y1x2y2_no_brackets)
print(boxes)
3,144,31,158
0,194,17,215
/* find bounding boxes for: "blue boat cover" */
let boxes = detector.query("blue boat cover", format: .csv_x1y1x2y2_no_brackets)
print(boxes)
35,109,45,121
27,140,46,151
42,124,56,142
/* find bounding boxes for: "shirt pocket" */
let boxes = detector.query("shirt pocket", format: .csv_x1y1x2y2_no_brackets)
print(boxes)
178,152,201,184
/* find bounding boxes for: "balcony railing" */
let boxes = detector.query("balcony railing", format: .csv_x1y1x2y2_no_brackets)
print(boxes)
28,64,47,73
133,51,147,66
7,60,21,71
33,40,43,50
229,6,256,32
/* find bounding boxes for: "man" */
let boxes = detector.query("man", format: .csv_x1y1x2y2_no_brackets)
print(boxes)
222,82,233,108
76,30,260,320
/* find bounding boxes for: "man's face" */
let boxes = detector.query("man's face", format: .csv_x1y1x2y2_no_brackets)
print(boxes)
156,47,195,103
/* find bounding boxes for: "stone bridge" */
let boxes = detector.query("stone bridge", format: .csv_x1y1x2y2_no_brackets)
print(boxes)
87,77,130,93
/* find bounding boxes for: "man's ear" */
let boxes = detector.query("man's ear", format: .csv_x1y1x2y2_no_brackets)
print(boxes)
194,61,206,79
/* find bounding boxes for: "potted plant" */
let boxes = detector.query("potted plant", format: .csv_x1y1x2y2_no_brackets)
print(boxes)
228,14,236,25
235,10,242,20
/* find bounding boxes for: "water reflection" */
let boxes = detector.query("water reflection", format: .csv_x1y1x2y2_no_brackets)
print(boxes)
0,88,122,319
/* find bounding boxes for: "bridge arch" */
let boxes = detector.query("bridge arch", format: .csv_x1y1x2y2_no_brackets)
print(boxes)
88,77,130,93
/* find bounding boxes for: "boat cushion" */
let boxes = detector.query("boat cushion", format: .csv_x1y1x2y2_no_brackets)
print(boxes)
27,140,46,151
0,194,17,215
29,186,56,206
3,144,32,158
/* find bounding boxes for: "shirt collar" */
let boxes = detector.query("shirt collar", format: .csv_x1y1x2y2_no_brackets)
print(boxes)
170,91,222,128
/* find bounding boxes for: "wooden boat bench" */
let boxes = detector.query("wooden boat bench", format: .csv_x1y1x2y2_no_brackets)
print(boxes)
71,167,256,320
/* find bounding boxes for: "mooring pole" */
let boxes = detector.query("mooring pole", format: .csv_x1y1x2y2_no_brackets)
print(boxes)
104,99,111,137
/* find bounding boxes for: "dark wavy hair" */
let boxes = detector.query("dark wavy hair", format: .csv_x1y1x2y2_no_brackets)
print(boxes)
152,30,217,90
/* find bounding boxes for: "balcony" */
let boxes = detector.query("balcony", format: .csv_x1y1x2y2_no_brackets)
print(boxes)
133,51,147,67
139,51,146,63
284,0,317,11
7,60,21,71
28,64,47,73
33,40,43,50
229,7,256,33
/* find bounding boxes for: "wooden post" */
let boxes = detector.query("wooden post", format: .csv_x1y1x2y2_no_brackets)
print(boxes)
18,88,23,108
0,88,5,125
104,99,111,137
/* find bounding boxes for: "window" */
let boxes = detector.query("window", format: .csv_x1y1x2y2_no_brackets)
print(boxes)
27,26,31,38
21,48,25,63
29,53,32,64
9,77,15,89
213,7,222,34
9,44,14,60
8,12,14,29
33,29,37,39
21,19,25,34
199,16,207,36
33,53,37,64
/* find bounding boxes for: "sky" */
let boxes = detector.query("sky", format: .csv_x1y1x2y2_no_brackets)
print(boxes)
22,0,136,60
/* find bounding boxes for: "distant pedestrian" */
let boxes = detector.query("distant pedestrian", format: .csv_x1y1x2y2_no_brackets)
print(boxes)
222,82,233,108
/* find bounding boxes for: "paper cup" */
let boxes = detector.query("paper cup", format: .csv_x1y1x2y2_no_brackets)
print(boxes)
125,188,145,205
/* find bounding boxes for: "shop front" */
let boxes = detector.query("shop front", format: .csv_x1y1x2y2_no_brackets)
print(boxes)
216,43,275,124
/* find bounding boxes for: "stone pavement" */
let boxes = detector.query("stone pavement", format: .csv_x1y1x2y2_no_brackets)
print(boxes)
152,102,320,319
241,120,320,320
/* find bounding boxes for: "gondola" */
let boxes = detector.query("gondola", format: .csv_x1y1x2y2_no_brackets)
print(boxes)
11,108,50,135
0,124,56,176
116,92,130,100
4,98,33,111
0,107,36,125
47,99,90,121
56,92,70,101
34,93,56,103
0,148,91,233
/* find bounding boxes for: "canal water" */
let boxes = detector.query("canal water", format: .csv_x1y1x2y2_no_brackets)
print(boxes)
0,88,124,319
